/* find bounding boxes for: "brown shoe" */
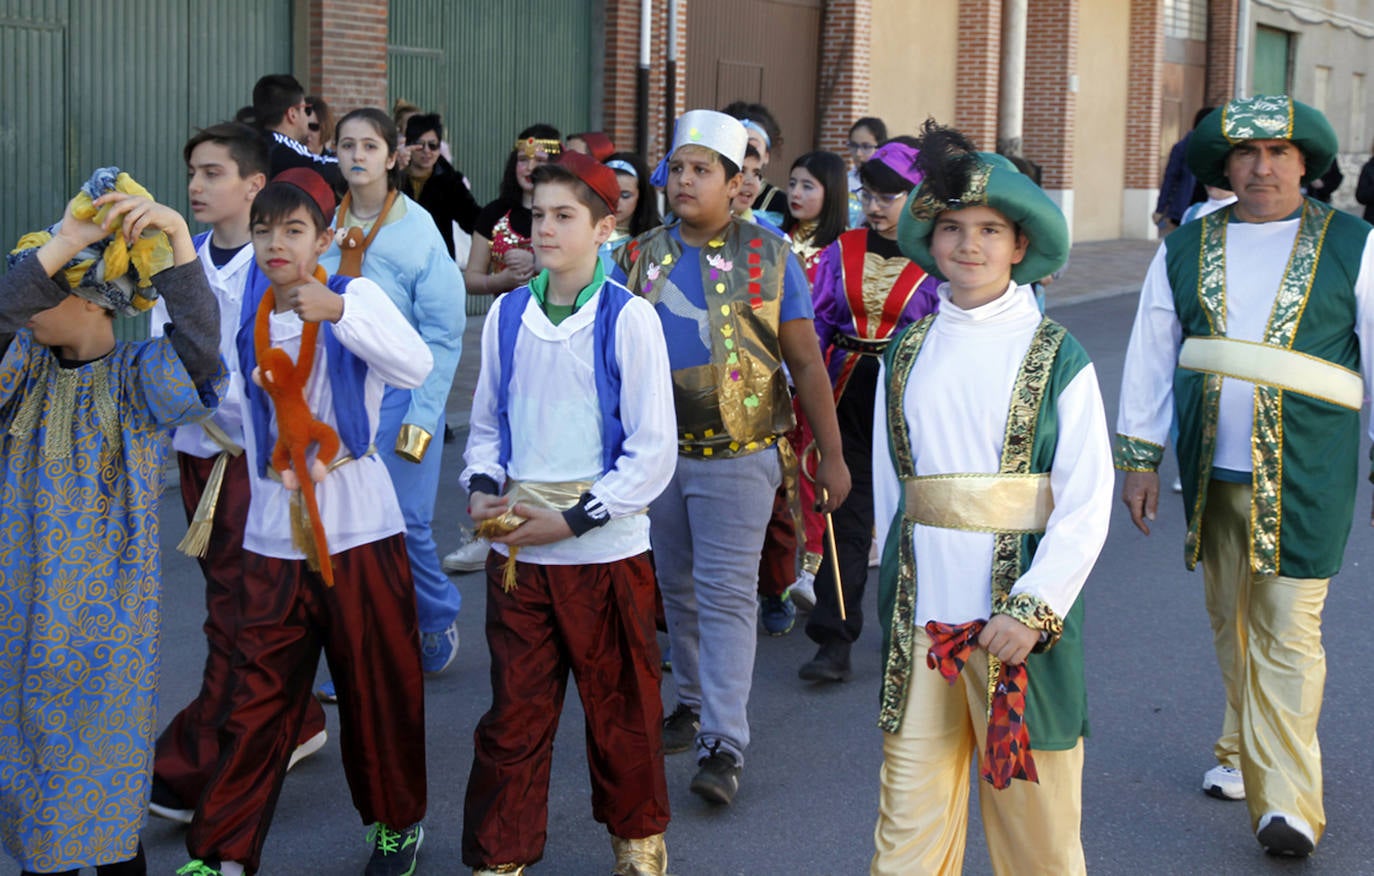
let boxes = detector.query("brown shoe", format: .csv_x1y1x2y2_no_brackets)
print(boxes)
612,832,667,876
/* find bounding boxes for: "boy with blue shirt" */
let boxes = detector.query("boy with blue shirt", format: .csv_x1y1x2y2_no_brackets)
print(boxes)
613,109,850,805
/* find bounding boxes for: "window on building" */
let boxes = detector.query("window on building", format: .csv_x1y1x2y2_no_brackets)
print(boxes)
1164,0,1206,41
1252,26,1293,96
1314,65,1331,113
1353,73,1367,150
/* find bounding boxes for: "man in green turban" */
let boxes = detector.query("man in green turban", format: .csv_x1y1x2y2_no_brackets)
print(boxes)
1116,94,1373,857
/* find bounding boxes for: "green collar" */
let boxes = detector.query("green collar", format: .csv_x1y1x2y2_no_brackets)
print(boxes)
529,259,605,313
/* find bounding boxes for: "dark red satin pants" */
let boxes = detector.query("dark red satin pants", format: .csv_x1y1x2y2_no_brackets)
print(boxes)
757,399,825,596
187,536,426,873
155,452,327,809
462,551,669,869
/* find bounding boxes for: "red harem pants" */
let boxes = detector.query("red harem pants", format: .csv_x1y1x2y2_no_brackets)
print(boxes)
187,535,426,873
757,399,825,596
462,551,669,869
155,452,327,808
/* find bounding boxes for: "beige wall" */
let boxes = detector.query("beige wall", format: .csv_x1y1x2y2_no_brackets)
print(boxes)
869,1,958,136
1073,0,1131,241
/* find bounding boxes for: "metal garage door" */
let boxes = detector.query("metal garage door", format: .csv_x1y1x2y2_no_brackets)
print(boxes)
686,0,822,189
0,0,292,339
388,0,596,207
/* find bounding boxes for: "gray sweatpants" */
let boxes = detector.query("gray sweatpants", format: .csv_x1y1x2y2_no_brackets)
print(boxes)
649,449,782,767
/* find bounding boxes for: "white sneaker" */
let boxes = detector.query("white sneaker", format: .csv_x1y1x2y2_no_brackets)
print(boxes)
442,535,491,574
287,729,327,772
1202,764,1245,800
1257,811,1314,857
787,570,816,612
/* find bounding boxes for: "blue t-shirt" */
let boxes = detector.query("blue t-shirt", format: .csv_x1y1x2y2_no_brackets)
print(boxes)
612,225,814,370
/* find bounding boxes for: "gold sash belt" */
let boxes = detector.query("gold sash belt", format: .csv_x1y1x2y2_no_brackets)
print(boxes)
175,420,244,559
1179,336,1363,411
475,479,607,593
264,445,378,484
903,473,1054,534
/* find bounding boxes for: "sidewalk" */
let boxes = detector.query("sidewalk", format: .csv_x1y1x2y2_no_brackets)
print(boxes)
1045,237,1159,308
443,237,1161,432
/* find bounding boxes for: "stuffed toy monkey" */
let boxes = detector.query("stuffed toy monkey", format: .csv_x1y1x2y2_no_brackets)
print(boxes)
253,286,340,587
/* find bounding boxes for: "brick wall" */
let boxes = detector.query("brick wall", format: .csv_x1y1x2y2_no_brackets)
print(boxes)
602,0,687,164
305,0,389,116
1022,0,1078,189
816,0,872,154
1206,0,1237,105
1123,0,1163,188
954,0,1002,149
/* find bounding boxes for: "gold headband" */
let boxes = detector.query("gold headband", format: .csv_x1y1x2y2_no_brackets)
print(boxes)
515,137,563,159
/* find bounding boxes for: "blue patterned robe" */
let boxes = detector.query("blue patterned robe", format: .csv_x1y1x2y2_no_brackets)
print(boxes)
0,331,224,871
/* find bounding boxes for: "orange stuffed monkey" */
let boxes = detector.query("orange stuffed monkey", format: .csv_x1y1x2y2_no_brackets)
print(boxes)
253,274,340,586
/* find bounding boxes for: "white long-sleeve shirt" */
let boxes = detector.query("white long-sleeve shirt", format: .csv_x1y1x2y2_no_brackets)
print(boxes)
242,276,433,559
1116,220,1374,469
151,236,251,456
462,284,677,566
873,282,1114,625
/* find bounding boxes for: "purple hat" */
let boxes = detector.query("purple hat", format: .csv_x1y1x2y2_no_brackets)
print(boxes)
869,142,923,189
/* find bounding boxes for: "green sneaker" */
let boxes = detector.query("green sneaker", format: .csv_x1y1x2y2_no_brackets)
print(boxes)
365,822,424,876
176,862,223,876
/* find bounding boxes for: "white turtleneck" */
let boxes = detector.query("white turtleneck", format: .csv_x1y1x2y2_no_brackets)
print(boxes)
873,281,1114,626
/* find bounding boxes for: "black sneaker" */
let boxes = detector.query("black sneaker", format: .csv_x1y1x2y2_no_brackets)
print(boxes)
798,640,852,683
1257,812,1314,857
365,822,424,876
661,703,699,755
690,747,741,805
149,776,193,824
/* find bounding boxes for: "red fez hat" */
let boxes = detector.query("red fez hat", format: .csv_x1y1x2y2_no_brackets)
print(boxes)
555,151,620,214
272,167,338,223
578,131,616,162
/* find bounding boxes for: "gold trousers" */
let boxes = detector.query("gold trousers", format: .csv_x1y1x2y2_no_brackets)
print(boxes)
871,629,1085,876
1200,480,1327,841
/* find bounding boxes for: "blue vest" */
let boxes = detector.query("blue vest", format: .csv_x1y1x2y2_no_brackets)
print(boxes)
236,272,372,477
496,281,631,474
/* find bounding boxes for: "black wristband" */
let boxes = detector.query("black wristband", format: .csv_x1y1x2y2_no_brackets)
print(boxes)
467,474,500,497
562,490,610,537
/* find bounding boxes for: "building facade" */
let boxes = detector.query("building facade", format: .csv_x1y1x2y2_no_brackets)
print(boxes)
5,0,1374,260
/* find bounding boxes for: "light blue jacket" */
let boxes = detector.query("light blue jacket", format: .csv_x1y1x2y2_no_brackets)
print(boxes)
321,194,466,436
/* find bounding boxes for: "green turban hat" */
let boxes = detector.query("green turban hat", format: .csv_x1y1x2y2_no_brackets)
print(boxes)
1185,95,1337,188
898,140,1069,286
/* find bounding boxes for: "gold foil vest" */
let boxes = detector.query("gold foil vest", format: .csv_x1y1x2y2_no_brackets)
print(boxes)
621,220,795,455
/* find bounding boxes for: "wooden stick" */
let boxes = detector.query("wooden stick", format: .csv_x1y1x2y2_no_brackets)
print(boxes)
821,487,847,621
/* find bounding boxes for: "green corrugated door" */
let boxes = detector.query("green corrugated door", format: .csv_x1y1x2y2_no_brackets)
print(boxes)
388,0,594,201
1252,26,1292,97
388,0,594,316
1,2,69,255
0,0,291,340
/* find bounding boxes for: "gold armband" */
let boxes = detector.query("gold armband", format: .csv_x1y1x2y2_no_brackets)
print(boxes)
395,424,433,463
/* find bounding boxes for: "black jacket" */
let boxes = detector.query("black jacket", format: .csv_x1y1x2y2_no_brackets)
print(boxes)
1355,158,1374,223
401,159,481,260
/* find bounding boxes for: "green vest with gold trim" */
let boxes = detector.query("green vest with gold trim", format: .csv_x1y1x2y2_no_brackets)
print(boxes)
875,315,1091,750
1166,199,1367,579
617,219,795,457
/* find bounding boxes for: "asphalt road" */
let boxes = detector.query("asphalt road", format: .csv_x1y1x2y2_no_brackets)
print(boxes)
22,288,1374,875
